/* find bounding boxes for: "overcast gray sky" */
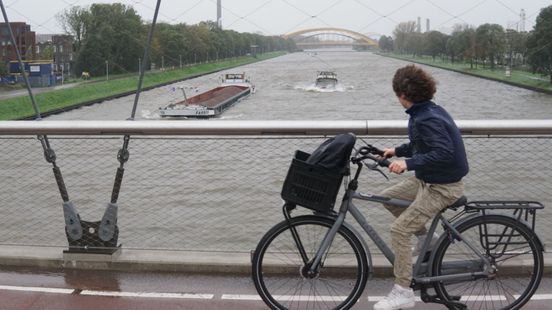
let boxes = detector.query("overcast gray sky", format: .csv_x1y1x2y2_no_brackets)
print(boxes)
2,0,550,36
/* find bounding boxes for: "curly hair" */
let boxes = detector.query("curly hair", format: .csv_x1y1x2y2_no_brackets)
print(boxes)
392,65,437,103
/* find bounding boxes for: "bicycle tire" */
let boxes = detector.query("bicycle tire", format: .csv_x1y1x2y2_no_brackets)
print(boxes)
252,215,368,310
432,214,543,310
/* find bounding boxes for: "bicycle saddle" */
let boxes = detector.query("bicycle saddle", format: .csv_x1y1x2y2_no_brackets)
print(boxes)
447,195,467,211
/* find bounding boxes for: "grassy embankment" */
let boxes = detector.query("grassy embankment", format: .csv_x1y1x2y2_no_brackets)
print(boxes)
0,51,285,120
379,53,552,94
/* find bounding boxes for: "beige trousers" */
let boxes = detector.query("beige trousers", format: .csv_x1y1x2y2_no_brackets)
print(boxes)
380,176,464,287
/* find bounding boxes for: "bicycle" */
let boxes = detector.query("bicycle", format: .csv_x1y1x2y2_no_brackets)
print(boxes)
252,134,544,310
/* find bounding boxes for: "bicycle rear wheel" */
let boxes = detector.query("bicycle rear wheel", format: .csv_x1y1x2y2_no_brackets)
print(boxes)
432,214,543,310
252,215,368,310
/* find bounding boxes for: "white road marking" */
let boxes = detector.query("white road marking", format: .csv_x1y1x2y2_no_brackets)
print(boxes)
222,294,262,300
460,295,507,301
0,285,73,294
276,295,347,301
222,294,347,301
80,290,214,299
514,294,552,300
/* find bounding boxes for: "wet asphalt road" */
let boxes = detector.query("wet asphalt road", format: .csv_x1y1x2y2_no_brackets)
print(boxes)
1,267,552,310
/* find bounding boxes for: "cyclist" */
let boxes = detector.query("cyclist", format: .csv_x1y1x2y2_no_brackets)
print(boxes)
374,65,469,310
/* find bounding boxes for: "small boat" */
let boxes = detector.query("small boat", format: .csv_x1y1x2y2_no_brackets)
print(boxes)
315,71,338,89
159,73,254,118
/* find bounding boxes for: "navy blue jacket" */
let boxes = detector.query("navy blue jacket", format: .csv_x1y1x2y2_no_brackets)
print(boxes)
395,101,469,184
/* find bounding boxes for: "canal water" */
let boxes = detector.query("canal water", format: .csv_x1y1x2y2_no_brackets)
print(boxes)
46,50,552,121
4,50,552,252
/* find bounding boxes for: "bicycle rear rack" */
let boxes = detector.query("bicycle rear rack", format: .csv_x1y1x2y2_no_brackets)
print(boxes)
464,201,545,260
465,201,544,232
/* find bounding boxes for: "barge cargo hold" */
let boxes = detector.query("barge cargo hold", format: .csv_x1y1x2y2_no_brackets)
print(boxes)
159,73,254,118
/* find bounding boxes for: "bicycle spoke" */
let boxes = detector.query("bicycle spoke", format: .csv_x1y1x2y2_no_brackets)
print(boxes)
252,216,367,310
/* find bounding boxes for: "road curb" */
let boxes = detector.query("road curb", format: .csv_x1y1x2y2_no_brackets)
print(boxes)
0,245,551,276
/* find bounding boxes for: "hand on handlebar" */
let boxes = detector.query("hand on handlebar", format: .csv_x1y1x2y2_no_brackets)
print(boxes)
383,148,395,158
372,147,394,168
389,160,407,174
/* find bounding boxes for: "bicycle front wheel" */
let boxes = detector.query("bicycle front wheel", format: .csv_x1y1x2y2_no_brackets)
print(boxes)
252,215,368,310
432,214,543,310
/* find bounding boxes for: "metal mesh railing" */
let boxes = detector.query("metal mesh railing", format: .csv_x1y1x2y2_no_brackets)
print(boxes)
0,134,550,253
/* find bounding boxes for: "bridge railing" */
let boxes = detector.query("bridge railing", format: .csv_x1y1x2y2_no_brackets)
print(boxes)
0,120,550,254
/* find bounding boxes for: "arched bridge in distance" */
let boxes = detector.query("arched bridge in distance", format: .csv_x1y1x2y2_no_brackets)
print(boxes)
283,27,379,50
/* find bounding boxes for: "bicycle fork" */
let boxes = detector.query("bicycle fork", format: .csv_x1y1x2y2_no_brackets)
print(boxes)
282,204,347,278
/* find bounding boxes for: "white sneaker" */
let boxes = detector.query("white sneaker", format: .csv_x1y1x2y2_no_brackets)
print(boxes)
412,232,439,257
373,284,415,310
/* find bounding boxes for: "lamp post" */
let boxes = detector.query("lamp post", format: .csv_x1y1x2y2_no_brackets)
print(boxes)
105,60,109,81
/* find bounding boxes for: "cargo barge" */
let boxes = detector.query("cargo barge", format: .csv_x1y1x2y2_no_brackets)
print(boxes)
159,73,254,118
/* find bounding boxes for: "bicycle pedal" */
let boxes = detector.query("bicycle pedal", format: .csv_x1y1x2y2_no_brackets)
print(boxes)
421,291,466,309
445,300,467,309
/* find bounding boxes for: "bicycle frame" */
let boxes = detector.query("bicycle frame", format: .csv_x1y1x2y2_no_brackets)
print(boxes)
304,185,494,288
266,143,544,310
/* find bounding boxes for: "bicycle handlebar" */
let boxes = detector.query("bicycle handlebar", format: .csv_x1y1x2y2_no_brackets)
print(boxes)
377,156,391,168
367,145,385,157
355,146,391,167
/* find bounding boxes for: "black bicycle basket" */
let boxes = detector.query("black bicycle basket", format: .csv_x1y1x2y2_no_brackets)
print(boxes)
281,133,355,213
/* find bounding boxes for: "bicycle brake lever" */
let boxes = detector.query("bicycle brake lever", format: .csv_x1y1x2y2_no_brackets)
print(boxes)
363,162,390,181
374,167,389,181
367,144,385,157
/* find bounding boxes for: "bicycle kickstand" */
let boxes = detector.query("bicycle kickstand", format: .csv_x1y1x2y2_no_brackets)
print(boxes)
420,285,467,310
